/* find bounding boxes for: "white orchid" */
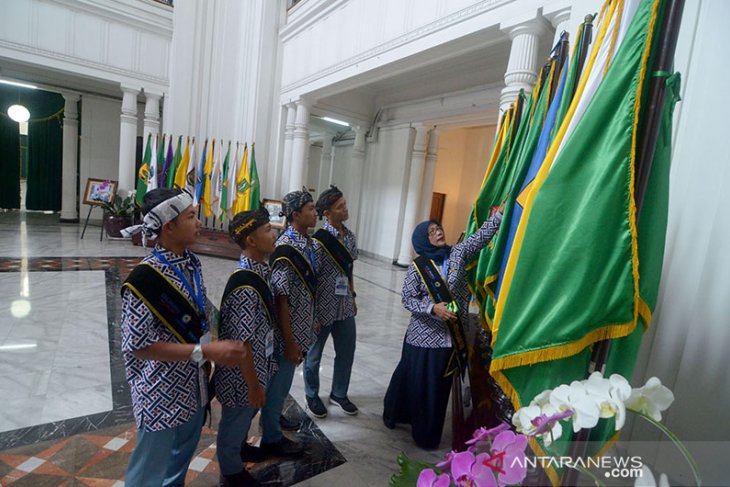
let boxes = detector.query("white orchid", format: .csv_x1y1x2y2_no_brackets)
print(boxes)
625,377,675,422
512,404,541,434
549,381,601,433
583,372,632,430
530,389,552,408
634,465,670,487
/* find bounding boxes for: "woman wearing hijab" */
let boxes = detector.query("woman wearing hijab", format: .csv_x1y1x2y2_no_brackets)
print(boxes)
382,210,503,449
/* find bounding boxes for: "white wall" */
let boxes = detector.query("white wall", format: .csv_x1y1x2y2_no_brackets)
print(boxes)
78,95,123,219
433,125,495,242
0,0,172,93
358,125,414,259
307,144,322,192
164,0,282,200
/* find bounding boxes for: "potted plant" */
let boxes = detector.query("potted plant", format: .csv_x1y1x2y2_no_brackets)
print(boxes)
100,192,136,238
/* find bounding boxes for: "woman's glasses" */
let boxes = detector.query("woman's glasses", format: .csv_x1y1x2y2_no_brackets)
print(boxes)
428,225,443,236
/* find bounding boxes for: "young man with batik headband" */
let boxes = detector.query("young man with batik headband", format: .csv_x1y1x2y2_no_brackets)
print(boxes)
304,185,359,418
214,208,279,487
383,208,504,450
259,187,317,456
120,188,247,486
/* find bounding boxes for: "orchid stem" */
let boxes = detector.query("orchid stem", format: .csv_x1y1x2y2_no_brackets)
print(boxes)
631,410,702,487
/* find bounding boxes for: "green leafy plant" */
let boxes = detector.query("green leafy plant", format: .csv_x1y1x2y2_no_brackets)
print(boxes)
101,192,136,217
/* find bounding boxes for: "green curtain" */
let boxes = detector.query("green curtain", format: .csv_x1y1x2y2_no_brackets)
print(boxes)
25,91,64,211
0,88,21,209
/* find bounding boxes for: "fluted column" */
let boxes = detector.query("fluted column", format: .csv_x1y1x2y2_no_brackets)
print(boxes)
143,90,162,140
419,127,439,222
118,85,140,193
546,7,572,46
281,103,296,192
499,19,546,114
397,125,429,266
349,126,367,231
317,133,334,194
289,100,310,191
60,93,80,222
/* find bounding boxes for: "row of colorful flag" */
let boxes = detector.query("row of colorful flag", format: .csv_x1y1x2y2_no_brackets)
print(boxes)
135,134,261,222
465,0,677,478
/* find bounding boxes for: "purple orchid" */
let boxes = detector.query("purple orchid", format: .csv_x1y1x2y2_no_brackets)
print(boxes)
465,423,512,446
489,430,528,486
436,450,458,472
451,451,498,487
531,409,573,435
417,468,451,487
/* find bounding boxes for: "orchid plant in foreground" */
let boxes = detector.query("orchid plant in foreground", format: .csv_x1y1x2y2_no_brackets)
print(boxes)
390,373,699,487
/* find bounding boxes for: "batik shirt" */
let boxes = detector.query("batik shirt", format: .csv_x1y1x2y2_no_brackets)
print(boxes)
121,244,210,431
313,221,358,327
402,213,502,348
271,226,317,351
214,256,278,408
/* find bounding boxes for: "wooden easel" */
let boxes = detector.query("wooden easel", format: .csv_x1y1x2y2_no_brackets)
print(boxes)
80,205,104,241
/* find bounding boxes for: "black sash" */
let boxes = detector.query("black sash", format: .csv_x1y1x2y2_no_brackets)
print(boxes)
313,228,354,279
413,256,468,377
222,269,276,323
270,244,317,298
122,263,205,344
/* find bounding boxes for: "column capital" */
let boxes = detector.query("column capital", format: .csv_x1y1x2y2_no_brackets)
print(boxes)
120,84,141,96
501,16,549,39
545,7,572,28
61,92,81,103
143,89,163,102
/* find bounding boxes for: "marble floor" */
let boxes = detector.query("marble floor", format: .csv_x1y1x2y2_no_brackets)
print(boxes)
0,210,453,485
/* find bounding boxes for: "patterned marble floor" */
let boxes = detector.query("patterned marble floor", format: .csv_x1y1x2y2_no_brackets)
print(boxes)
0,210,452,485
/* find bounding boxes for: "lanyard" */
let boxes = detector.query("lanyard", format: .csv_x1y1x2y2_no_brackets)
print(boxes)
287,228,317,273
440,258,449,280
152,249,207,326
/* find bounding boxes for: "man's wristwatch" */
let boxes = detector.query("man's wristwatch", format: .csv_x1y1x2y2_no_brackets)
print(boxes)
191,344,204,364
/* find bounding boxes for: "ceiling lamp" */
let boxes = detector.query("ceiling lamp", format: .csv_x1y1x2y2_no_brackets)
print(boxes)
7,104,30,123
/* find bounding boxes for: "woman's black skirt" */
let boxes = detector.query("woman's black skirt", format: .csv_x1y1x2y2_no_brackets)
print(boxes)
383,341,453,449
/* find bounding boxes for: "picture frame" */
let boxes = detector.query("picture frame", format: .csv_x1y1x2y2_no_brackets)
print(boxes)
263,198,285,229
83,178,118,207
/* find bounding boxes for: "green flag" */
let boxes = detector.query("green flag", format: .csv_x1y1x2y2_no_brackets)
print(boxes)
166,135,182,189
219,142,231,223
135,134,152,206
249,143,260,210
486,2,671,480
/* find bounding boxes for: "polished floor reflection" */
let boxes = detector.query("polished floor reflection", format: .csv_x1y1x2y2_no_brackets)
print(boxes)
0,211,451,485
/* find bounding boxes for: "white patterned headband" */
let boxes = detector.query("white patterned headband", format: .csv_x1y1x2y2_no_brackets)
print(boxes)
121,191,194,245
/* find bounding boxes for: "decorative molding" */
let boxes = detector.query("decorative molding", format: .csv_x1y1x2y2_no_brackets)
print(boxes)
50,0,173,35
281,0,512,94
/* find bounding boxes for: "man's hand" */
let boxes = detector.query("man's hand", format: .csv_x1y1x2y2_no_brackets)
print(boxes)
202,340,246,367
249,383,266,408
432,302,457,321
284,340,303,365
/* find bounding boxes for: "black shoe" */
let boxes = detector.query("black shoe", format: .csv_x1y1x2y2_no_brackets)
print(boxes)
279,414,301,431
329,395,358,415
383,414,396,430
220,469,261,487
260,436,304,457
240,443,267,463
305,395,328,418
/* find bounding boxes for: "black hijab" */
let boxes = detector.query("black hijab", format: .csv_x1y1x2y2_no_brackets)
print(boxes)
411,220,451,265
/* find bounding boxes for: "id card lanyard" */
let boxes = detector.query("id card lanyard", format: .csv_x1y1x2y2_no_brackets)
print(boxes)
152,249,208,332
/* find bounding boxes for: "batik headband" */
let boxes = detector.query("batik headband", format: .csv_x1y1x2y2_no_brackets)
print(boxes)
281,187,313,218
121,191,194,246
229,207,270,244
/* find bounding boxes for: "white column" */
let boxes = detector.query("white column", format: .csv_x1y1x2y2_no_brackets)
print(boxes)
281,102,296,192
289,100,310,191
499,19,546,114
143,90,162,140
420,127,439,222
317,133,334,193
546,7,572,46
118,85,140,193
60,93,80,222
397,125,429,266
349,125,367,232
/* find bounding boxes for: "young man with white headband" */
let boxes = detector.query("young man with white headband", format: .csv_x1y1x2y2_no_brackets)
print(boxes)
120,188,247,486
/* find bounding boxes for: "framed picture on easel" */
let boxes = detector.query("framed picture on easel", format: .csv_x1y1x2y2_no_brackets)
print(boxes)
263,199,285,229
83,178,118,206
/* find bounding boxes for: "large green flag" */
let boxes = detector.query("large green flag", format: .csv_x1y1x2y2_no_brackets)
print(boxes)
249,143,260,210
135,134,152,205
487,1,671,480
166,135,182,188
465,61,556,328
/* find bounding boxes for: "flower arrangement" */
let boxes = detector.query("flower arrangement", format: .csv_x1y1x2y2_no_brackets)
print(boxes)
391,373,698,487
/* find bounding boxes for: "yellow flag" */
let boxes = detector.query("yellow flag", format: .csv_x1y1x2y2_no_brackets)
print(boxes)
232,143,250,214
202,138,215,218
173,136,191,190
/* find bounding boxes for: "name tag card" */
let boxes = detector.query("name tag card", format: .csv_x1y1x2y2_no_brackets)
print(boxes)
335,276,349,296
